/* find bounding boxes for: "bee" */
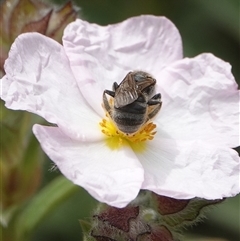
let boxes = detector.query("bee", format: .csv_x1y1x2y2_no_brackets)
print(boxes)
102,71,162,135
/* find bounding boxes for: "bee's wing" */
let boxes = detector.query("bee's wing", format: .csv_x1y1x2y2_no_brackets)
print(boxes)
114,73,138,108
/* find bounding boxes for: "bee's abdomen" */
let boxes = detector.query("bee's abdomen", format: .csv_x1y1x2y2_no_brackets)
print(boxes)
112,102,147,134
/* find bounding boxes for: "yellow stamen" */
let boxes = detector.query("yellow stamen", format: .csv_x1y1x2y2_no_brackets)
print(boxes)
99,115,157,152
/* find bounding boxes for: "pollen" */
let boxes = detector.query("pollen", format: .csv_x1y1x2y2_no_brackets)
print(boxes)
99,115,157,151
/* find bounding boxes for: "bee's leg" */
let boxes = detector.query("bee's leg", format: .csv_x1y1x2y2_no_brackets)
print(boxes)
104,89,115,97
102,90,115,114
148,103,162,120
147,93,162,120
147,93,161,105
112,82,119,91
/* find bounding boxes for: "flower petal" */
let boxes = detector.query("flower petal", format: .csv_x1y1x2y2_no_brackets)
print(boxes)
62,15,183,116
138,135,240,199
1,33,102,141
157,53,239,147
33,124,144,207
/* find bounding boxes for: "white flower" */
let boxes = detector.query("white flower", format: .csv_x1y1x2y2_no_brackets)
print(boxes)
1,15,239,208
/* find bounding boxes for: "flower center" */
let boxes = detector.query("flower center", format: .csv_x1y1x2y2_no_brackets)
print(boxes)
99,115,157,152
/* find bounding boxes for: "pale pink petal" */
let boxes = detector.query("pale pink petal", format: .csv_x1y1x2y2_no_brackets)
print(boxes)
62,15,182,116
156,53,239,147
1,33,103,141
33,124,144,207
137,134,240,199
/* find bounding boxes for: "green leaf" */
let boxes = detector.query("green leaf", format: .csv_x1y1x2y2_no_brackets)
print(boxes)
0,205,19,227
15,176,79,241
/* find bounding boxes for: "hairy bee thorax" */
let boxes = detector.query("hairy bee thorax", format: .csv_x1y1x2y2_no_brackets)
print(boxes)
101,71,162,150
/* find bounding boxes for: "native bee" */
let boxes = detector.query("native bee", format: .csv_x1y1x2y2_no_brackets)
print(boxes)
102,71,162,135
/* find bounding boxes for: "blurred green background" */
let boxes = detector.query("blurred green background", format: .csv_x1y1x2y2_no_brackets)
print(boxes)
1,0,239,241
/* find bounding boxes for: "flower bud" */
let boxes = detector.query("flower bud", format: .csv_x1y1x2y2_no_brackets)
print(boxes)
0,0,77,76
86,203,176,241
151,192,222,230
82,190,223,240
